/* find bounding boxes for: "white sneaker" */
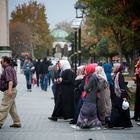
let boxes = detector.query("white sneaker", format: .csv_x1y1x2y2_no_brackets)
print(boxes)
90,127,101,131
71,125,80,130
137,122,140,126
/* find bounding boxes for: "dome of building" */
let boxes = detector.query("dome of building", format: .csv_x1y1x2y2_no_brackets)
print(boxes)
51,28,68,40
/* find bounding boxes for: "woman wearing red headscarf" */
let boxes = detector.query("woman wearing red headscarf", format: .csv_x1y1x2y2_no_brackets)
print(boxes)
72,64,101,129
109,64,132,128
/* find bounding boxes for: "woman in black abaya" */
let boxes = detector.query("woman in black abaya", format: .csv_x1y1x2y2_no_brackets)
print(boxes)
48,60,75,121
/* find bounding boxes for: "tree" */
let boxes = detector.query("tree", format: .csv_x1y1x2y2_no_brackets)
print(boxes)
96,37,109,57
80,22,117,63
10,0,53,58
80,0,140,65
10,22,31,57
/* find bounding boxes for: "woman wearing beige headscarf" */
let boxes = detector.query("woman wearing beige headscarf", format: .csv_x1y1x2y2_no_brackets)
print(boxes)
95,66,112,125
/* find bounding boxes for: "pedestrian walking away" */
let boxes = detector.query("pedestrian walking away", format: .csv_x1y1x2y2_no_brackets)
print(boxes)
0,56,21,129
22,57,35,92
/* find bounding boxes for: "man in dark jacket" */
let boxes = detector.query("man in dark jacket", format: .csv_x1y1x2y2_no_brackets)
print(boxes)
35,59,41,87
40,58,51,91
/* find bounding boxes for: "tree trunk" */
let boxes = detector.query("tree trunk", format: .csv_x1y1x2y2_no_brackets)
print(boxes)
117,43,123,64
112,28,123,64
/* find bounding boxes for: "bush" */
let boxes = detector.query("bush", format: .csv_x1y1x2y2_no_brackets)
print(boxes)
127,87,135,111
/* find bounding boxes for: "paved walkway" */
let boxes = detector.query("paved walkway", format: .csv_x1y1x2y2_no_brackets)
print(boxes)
0,73,140,140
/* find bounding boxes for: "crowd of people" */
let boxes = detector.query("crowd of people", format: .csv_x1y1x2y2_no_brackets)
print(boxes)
0,56,140,130
22,57,52,92
47,58,140,130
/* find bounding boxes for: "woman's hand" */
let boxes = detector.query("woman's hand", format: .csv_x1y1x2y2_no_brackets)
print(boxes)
123,98,127,101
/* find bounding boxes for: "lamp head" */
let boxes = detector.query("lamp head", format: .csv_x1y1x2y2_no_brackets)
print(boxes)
74,2,87,18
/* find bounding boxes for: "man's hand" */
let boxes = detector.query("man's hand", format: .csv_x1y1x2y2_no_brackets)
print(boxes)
7,90,13,97
7,81,13,97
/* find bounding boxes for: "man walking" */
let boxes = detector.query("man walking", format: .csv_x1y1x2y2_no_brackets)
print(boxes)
0,56,21,129
40,58,50,91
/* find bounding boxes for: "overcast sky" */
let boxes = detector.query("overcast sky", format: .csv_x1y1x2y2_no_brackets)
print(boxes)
9,0,77,29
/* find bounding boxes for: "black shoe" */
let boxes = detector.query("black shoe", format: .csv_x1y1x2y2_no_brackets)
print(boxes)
124,125,133,128
131,116,135,120
132,116,140,121
10,124,21,128
135,118,140,122
108,124,113,128
48,117,57,121
69,120,76,124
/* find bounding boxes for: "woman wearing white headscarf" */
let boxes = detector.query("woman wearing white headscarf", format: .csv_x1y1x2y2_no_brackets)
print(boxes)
95,66,112,125
48,60,75,121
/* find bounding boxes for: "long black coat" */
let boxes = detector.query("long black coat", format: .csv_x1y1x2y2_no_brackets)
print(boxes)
60,69,75,119
110,72,132,127
52,69,75,119
134,74,140,119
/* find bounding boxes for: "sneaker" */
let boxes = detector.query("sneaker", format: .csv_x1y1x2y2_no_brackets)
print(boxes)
90,127,101,131
10,124,21,128
70,125,80,130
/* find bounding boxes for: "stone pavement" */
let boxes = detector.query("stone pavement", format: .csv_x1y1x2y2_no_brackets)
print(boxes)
0,73,140,140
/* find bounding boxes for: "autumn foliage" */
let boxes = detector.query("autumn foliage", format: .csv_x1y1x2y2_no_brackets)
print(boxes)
10,1,53,58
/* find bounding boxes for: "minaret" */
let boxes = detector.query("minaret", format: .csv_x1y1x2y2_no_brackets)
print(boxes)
0,0,11,57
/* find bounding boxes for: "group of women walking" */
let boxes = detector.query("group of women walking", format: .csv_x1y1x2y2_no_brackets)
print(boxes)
48,58,140,130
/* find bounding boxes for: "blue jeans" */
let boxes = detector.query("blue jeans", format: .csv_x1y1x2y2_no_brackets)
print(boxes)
40,74,48,91
43,74,48,91
40,74,45,90
25,73,32,89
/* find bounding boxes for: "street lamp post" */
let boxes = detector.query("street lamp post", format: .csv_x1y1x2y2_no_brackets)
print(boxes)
74,1,87,66
78,28,81,66
74,29,77,73
71,35,74,69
